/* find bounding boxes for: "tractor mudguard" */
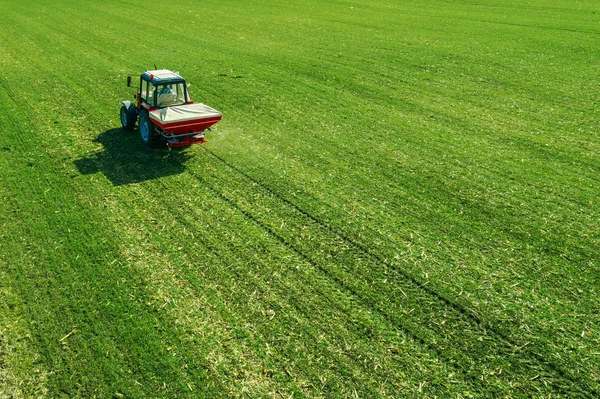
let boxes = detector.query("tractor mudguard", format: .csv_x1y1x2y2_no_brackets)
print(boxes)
121,100,134,111
121,100,138,118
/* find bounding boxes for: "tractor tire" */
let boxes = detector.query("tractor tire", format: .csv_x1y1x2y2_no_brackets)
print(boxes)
138,110,155,147
120,104,137,130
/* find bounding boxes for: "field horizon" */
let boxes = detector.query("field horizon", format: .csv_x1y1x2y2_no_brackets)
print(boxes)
1,0,599,397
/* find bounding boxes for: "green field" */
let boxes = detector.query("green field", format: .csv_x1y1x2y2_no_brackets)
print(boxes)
0,0,599,397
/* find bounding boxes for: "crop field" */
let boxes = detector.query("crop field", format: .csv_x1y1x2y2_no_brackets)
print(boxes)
0,0,599,397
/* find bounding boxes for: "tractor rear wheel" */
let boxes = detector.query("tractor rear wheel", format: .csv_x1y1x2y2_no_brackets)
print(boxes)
138,110,155,147
120,104,136,130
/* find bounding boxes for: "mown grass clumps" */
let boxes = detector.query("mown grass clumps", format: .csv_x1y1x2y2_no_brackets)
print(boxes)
0,0,599,397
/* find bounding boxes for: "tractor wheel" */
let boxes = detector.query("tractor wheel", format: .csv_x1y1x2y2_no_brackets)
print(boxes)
138,110,155,147
120,104,136,130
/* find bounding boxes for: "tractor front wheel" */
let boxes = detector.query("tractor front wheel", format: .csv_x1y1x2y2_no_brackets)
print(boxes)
120,104,136,130
138,111,155,147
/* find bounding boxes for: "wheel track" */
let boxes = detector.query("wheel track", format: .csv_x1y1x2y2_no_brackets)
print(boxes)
116,175,401,397
177,167,492,395
86,146,483,395
194,147,598,397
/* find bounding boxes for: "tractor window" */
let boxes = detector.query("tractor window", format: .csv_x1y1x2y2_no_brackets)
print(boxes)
140,79,154,104
156,83,187,107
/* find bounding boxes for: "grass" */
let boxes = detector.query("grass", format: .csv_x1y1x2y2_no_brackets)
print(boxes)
0,0,599,397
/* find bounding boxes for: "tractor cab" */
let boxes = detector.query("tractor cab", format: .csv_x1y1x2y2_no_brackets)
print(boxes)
135,70,190,108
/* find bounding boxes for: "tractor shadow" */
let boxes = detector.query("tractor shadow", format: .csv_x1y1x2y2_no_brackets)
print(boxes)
74,128,192,186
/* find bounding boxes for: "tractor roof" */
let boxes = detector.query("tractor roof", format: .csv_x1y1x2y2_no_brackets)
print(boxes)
142,69,185,85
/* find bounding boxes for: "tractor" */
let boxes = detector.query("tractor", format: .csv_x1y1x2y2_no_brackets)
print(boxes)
120,70,222,148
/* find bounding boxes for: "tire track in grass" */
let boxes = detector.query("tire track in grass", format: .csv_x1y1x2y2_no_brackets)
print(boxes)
209,150,596,396
130,151,561,397
194,148,598,397
114,170,470,397
167,181,461,397
170,176,472,396
117,200,382,397
97,179,317,398
125,155,596,398
67,134,483,396
174,165,515,398
189,39,600,268
99,160,440,397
